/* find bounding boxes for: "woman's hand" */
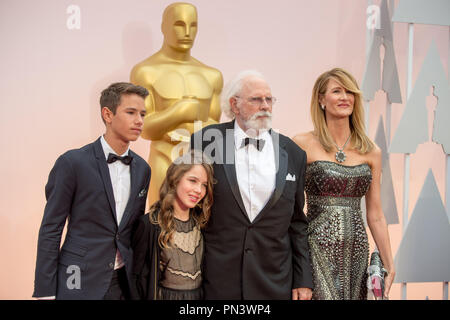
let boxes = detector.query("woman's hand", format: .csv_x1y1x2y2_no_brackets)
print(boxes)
383,268,396,299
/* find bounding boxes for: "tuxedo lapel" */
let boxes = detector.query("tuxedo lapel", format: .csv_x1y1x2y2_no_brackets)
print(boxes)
216,122,248,219
93,138,117,222
253,131,288,224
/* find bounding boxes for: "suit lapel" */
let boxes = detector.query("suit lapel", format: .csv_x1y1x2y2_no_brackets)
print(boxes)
215,122,249,219
93,138,117,222
253,131,288,224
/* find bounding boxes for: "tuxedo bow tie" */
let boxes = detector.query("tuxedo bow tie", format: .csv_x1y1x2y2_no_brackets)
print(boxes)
107,153,133,165
241,137,265,151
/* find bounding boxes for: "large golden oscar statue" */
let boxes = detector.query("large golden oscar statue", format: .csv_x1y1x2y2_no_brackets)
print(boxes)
130,2,223,206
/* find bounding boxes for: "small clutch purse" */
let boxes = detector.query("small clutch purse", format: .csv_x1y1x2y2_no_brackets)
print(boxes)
367,249,388,300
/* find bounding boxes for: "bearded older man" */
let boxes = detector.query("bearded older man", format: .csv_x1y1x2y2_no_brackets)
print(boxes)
190,70,313,300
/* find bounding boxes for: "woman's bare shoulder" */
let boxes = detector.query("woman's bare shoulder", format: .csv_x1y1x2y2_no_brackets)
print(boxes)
292,131,316,149
364,142,382,169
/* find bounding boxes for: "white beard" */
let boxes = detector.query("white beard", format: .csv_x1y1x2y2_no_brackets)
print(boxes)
242,111,272,133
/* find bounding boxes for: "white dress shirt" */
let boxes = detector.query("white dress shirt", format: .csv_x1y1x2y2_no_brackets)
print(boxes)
100,135,131,270
234,122,276,222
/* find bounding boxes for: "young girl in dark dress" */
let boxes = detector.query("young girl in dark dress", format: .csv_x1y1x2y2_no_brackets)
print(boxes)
131,150,214,300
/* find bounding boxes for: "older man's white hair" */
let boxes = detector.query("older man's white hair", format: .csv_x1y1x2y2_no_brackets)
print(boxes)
220,70,266,119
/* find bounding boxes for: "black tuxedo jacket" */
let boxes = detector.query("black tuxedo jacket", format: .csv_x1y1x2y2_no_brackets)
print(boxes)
33,137,151,299
191,121,313,299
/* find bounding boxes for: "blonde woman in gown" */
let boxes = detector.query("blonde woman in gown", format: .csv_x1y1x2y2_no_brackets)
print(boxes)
293,68,395,300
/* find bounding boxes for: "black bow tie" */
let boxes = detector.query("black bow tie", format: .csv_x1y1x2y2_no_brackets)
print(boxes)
107,153,133,165
241,137,265,151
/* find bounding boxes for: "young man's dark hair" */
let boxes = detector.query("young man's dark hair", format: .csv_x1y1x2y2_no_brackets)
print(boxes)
99,82,149,121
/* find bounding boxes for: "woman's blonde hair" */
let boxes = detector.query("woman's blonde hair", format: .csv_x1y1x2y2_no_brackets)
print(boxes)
148,150,215,248
310,67,374,153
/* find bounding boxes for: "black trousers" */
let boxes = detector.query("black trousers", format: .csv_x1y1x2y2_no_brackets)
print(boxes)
103,267,131,300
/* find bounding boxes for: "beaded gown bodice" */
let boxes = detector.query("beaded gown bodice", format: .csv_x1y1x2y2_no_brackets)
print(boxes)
305,161,372,300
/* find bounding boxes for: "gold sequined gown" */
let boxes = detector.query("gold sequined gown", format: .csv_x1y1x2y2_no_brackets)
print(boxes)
305,161,372,300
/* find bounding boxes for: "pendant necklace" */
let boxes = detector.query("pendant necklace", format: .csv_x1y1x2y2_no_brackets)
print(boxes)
333,134,351,163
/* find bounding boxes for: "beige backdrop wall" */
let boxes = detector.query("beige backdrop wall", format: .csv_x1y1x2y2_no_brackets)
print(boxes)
0,0,448,299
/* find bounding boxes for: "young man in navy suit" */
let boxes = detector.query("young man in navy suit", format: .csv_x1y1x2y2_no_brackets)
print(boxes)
33,82,151,300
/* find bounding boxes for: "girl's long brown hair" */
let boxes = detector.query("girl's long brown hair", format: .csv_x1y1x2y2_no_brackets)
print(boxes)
148,150,215,248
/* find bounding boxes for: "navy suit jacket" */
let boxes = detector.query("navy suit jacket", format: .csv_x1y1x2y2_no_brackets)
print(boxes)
33,137,151,299
190,121,313,299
